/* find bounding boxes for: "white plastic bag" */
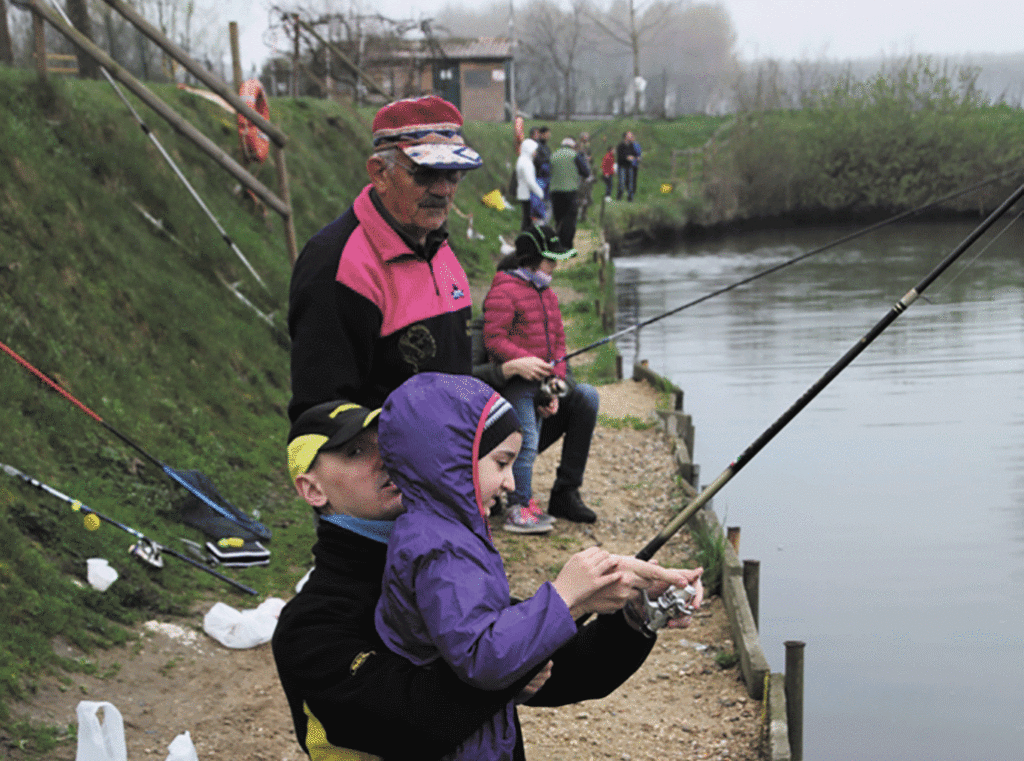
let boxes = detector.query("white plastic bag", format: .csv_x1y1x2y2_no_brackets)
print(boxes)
86,558,118,592
75,701,127,761
202,597,286,649
294,566,313,593
165,730,200,761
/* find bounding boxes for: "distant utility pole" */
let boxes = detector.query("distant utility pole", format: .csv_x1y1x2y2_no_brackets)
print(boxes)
508,0,517,121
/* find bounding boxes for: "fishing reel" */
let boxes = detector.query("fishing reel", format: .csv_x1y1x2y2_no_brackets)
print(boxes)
534,375,569,409
129,538,165,568
630,584,697,635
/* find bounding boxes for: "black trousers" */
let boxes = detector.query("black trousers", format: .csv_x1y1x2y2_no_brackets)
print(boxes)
550,191,578,248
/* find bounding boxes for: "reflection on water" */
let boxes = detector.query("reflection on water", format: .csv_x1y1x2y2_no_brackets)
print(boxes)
613,222,1024,760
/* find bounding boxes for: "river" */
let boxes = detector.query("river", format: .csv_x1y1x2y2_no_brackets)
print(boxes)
612,220,1024,760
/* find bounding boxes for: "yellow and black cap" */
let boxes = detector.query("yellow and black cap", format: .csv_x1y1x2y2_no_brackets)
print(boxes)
287,401,381,482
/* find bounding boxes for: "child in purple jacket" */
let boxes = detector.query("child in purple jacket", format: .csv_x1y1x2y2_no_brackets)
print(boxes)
375,372,700,760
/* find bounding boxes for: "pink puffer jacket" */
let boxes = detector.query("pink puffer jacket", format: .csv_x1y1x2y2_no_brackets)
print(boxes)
482,270,568,379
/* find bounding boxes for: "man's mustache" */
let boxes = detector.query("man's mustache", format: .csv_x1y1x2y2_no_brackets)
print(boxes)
419,198,449,209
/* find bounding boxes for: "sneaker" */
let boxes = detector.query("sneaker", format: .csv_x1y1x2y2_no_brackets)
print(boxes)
548,489,597,524
523,498,555,527
503,502,554,534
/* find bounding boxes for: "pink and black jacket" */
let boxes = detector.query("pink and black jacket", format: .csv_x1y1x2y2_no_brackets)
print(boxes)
288,185,473,421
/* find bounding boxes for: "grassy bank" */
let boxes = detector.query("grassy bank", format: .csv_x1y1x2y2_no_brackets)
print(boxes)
701,58,1024,229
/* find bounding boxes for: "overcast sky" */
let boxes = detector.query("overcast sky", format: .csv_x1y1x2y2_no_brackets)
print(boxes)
214,0,1024,73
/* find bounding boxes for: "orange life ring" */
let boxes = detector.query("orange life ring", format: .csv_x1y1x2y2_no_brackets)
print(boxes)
237,79,270,163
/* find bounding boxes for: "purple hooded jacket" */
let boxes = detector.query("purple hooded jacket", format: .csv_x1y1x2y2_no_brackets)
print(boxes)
376,372,579,761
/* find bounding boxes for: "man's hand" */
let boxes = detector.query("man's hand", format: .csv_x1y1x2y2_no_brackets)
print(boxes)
502,356,552,382
515,661,552,703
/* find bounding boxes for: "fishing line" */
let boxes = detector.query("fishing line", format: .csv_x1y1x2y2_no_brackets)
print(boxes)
1,462,258,595
919,207,1024,304
634,180,1024,561
557,168,1021,365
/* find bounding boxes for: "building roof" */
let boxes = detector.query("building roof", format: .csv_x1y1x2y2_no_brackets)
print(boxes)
364,37,512,66
437,38,512,60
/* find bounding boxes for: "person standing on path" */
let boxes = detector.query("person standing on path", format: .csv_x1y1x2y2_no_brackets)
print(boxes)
549,137,591,248
616,131,640,201
516,138,546,231
601,145,616,200
533,126,553,216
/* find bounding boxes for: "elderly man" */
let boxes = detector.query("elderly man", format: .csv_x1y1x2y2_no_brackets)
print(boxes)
287,95,484,421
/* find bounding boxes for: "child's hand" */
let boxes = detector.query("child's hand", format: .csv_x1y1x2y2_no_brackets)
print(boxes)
615,558,704,611
551,546,621,617
514,660,553,704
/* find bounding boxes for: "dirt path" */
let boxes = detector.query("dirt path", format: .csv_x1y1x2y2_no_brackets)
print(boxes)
7,379,763,761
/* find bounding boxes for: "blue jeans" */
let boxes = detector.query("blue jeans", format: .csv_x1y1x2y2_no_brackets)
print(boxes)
617,163,637,201
502,379,599,506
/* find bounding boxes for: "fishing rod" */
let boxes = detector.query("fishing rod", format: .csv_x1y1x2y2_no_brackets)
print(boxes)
556,167,1021,366
1,462,257,595
0,339,271,542
43,0,269,293
634,175,1024,561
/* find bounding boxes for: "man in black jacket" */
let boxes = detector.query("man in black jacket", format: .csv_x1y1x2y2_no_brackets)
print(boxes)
273,400,704,760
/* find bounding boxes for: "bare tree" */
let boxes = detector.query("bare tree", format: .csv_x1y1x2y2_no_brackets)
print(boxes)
644,3,739,114
588,0,682,113
520,0,592,119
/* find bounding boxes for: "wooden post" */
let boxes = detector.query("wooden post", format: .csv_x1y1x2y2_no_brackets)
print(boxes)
742,559,760,630
785,641,805,761
33,9,46,80
615,353,622,380
674,389,683,411
272,144,299,265
727,525,740,553
229,21,243,92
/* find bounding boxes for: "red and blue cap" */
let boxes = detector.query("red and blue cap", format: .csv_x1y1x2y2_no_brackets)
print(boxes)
371,95,483,170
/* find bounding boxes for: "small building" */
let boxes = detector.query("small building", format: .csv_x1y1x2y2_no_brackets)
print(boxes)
424,38,512,122
366,37,513,122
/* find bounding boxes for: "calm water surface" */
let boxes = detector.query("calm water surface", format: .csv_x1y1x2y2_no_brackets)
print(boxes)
613,222,1024,760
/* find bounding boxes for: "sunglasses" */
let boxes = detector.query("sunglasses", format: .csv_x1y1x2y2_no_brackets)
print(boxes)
394,161,465,187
